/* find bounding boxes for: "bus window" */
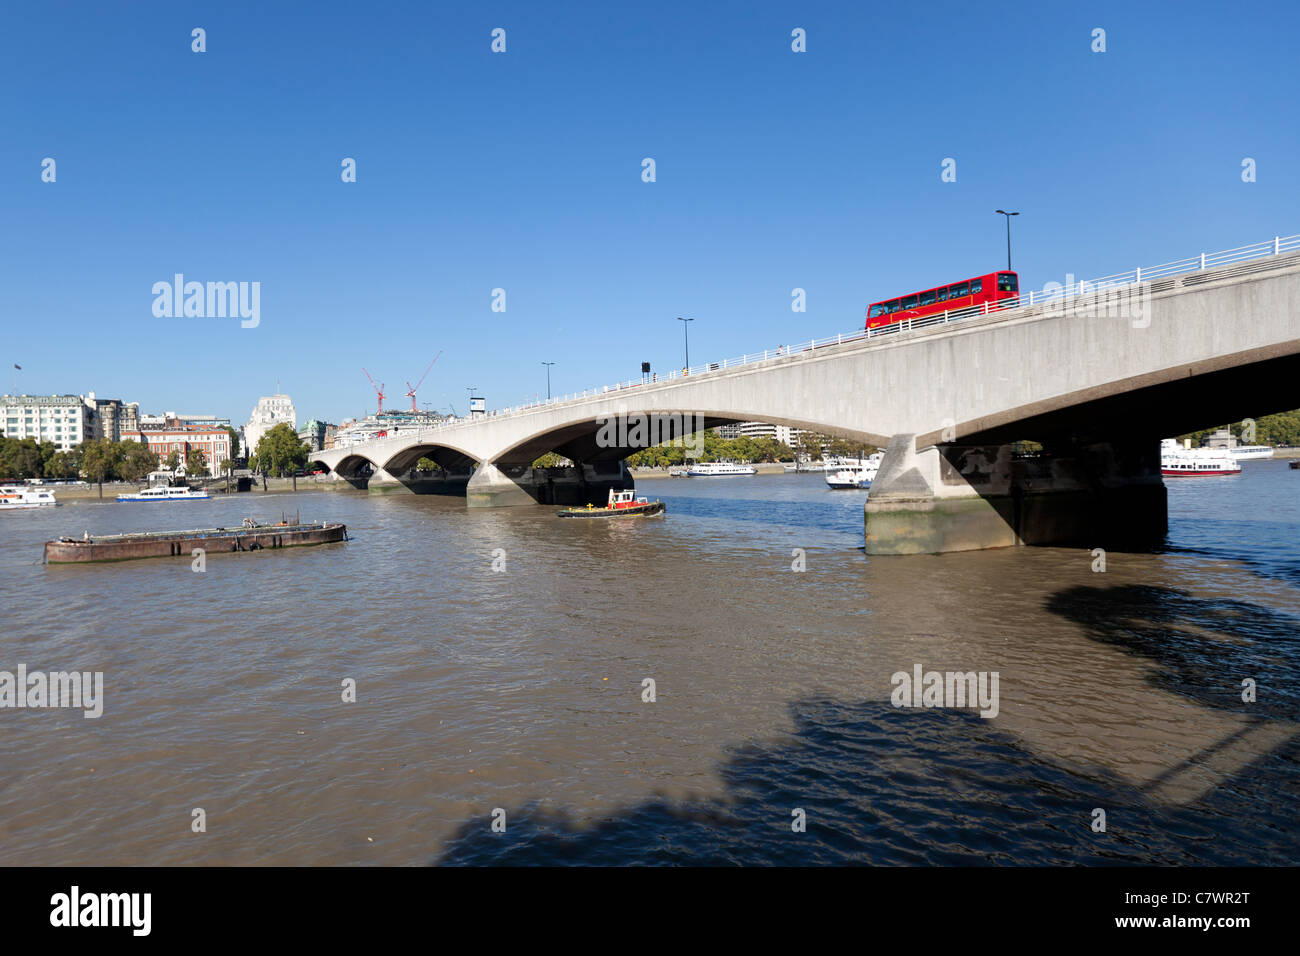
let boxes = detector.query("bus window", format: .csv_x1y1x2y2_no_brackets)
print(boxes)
936,287,949,301
997,273,1018,292
919,290,937,306
901,295,919,310
949,282,969,298
869,304,886,318
971,278,983,294
887,300,900,312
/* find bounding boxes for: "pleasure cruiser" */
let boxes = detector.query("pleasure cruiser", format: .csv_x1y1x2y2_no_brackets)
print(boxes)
116,486,211,502
0,485,59,509
825,452,883,489
1160,440,1241,477
686,461,757,477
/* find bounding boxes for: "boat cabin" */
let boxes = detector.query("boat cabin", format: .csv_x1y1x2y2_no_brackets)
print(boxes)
606,489,647,509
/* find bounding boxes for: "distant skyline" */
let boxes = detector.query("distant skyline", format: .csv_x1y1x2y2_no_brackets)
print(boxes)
3,0,1297,423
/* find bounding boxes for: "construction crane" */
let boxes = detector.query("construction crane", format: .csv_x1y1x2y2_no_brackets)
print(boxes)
405,351,443,413
362,368,385,415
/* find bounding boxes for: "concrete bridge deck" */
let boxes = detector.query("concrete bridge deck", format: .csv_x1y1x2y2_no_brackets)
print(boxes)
309,243,1300,553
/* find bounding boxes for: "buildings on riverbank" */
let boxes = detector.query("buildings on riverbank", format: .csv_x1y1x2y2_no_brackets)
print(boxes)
2,393,140,450
122,419,234,475
713,421,805,446
244,394,296,456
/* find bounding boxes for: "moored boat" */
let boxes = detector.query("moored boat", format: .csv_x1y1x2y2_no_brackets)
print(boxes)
825,452,883,489
557,489,666,518
116,485,210,502
0,484,59,510
1230,445,1275,461
44,519,347,563
686,461,756,477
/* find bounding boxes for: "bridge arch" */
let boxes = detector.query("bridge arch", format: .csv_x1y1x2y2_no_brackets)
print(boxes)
379,440,479,474
490,409,891,465
331,453,378,479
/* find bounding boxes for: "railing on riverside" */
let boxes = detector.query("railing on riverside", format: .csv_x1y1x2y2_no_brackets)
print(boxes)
361,232,1300,440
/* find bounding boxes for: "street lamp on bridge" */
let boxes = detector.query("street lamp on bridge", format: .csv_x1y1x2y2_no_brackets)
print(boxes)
677,316,694,371
541,361,555,400
995,210,1019,271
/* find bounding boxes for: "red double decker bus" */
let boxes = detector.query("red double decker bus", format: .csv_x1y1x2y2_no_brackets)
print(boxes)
866,270,1019,330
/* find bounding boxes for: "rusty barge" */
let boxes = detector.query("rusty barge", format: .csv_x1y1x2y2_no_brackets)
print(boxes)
44,519,348,564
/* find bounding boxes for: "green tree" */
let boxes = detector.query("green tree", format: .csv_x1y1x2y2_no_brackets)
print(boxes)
79,439,122,498
532,453,571,467
252,422,310,477
185,447,208,477
226,425,241,461
45,450,82,480
118,441,158,483
798,432,826,461
38,440,58,474
164,449,181,472
0,438,44,479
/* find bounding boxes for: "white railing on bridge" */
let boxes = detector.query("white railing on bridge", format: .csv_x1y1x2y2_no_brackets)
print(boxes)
357,231,1300,441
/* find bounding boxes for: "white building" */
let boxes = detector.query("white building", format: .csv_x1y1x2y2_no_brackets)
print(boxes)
244,394,296,458
85,394,140,442
713,421,804,447
2,393,97,451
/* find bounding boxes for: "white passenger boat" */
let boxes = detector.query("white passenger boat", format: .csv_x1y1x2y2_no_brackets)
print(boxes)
1160,440,1241,477
825,452,883,489
1229,445,1274,461
0,484,59,509
686,461,757,477
116,486,211,502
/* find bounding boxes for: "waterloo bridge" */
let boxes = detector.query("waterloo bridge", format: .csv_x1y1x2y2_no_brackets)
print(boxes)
309,236,1300,554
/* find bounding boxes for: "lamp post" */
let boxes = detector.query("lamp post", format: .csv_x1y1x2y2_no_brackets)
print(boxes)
677,316,694,370
541,361,555,400
995,210,1019,271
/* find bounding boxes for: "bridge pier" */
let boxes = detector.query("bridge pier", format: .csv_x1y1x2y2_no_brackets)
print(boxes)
365,467,408,494
864,434,1167,554
363,465,472,496
466,461,634,508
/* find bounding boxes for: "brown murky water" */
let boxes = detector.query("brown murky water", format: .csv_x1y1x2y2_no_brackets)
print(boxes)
1,466,1297,865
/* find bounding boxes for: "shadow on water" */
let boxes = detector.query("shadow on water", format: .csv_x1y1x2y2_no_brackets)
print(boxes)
1044,584,1300,720
431,695,1300,866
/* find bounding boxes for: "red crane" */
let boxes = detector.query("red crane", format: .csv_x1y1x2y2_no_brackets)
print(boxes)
405,351,443,413
362,368,385,415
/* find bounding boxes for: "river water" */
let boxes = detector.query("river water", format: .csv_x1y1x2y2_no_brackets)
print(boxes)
1,463,1297,865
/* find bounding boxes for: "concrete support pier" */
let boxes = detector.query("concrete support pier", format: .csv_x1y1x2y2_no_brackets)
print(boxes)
364,466,407,494
466,461,634,508
864,434,1167,554
365,466,472,496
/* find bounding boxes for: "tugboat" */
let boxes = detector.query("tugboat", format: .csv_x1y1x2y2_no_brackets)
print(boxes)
557,488,666,518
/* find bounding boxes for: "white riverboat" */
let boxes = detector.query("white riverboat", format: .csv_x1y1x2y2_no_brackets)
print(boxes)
1229,445,1275,461
1160,440,1241,477
825,453,883,489
116,486,211,502
686,461,757,477
0,484,59,509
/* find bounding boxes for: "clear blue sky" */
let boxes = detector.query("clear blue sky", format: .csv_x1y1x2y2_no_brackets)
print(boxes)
3,0,1296,425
